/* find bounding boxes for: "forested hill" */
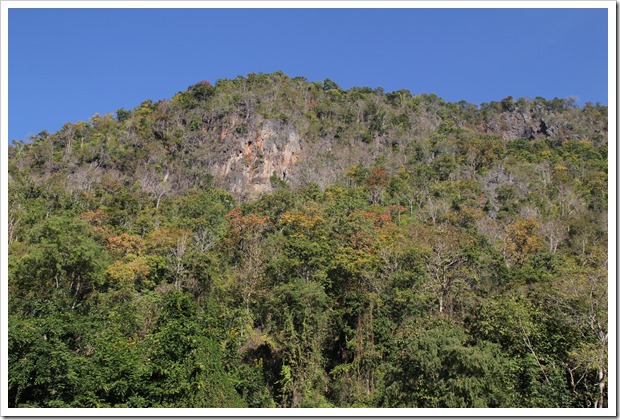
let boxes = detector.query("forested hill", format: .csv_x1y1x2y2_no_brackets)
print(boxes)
8,72,608,408
9,71,607,201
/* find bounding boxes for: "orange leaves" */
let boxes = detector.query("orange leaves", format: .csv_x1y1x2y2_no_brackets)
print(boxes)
386,204,406,218
107,233,144,257
224,208,271,256
367,167,389,188
349,230,375,253
79,209,108,226
344,207,405,254
354,206,404,230
79,210,112,241
225,208,270,237
503,218,543,267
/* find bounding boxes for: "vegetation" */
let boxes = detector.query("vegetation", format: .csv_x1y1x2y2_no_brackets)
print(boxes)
8,72,608,408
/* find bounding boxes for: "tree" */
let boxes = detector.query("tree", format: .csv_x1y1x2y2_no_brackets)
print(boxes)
14,215,107,305
7,72,609,408
503,218,543,267
222,208,272,319
414,224,473,316
264,280,330,407
540,218,568,253
382,322,516,407
141,291,245,407
366,167,389,204
539,258,608,408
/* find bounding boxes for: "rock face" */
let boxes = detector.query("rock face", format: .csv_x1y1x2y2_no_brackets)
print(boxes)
481,101,606,143
212,120,301,199
483,108,542,140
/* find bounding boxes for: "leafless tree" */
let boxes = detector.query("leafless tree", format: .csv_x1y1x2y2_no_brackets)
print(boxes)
171,233,188,289
421,225,470,315
540,218,569,253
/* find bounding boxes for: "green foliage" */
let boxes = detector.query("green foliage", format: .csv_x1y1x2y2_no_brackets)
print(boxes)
13,215,108,303
142,292,246,407
382,322,517,407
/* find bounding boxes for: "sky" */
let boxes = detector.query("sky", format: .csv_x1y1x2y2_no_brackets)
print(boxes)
8,6,609,143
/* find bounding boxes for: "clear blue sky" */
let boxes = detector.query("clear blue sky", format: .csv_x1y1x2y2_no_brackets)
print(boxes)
8,7,609,143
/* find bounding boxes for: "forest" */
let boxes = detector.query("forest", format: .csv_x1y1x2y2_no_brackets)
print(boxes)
7,72,608,408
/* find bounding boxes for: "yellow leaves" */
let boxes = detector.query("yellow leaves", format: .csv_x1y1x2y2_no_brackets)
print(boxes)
540,150,553,160
376,222,405,249
333,245,379,276
106,260,132,283
88,113,117,130
323,185,346,202
145,227,191,255
171,92,186,102
106,256,151,285
552,164,572,184
238,328,280,355
280,211,322,231
279,204,325,237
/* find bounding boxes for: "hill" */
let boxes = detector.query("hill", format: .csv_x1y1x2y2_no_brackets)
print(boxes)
7,72,608,408
9,71,607,200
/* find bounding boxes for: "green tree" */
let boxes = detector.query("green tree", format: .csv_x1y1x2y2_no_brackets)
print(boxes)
382,322,517,408
141,291,245,407
13,215,107,306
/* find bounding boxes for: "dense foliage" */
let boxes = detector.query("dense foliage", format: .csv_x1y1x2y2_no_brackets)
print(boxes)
8,72,608,408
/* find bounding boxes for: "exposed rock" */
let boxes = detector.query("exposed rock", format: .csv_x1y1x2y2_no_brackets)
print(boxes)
483,105,557,141
212,119,301,199
481,101,605,143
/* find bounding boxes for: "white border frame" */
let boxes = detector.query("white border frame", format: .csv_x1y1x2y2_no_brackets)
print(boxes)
1,1,616,417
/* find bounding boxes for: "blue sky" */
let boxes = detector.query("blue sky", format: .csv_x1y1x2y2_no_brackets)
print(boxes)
8,7,609,143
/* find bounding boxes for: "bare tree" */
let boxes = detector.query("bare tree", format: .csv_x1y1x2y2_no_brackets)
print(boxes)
171,233,188,289
540,218,569,253
193,228,218,252
421,224,471,315
138,164,172,209
8,217,18,247
424,195,451,225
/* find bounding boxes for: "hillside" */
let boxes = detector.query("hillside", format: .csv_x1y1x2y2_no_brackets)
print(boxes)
8,72,608,408
9,71,607,200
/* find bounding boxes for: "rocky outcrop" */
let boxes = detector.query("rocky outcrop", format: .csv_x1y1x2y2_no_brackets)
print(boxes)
482,101,607,143
483,108,543,140
212,120,301,199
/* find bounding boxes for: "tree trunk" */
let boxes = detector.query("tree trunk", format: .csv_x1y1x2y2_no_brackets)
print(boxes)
597,368,605,407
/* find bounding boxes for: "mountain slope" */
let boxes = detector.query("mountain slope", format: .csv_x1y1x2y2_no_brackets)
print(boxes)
7,72,608,408
9,71,607,201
